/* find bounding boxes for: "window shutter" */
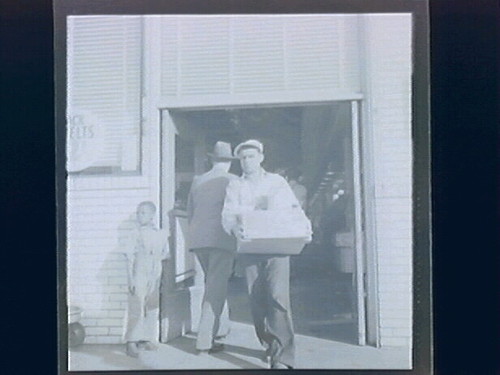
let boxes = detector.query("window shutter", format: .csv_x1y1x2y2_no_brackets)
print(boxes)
161,17,231,96
160,15,361,98
67,16,142,171
232,17,285,93
284,15,360,91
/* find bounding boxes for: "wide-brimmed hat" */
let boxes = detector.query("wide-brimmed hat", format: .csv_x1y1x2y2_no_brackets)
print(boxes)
207,141,237,161
234,139,264,157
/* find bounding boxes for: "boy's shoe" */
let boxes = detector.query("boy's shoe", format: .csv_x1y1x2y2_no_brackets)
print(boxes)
138,341,158,351
126,342,140,358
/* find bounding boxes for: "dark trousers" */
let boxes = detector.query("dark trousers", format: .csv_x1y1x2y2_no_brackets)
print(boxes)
193,248,235,350
240,254,295,368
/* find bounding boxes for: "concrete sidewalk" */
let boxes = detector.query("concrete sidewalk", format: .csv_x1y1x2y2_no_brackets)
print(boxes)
68,321,411,371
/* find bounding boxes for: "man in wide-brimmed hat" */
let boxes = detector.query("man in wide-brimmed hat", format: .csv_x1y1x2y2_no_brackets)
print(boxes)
187,141,238,354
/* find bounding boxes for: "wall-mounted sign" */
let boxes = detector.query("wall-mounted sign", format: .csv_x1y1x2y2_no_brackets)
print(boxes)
66,109,105,172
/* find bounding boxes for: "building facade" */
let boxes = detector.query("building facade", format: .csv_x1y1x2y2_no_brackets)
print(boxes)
66,14,413,350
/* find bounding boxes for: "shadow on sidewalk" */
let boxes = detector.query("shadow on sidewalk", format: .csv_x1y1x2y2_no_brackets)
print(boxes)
166,335,267,369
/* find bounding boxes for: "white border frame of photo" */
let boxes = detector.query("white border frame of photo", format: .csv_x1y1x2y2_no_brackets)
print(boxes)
54,1,431,374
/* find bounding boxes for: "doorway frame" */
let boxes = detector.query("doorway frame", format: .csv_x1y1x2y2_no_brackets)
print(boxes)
158,96,380,346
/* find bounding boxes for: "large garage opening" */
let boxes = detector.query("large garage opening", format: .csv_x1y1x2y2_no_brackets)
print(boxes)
162,102,368,345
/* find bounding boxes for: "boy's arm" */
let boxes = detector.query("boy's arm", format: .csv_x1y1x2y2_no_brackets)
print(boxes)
123,229,138,294
126,253,136,294
126,255,135,278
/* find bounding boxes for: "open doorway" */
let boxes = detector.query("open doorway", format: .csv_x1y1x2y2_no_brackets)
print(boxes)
161,102,371,346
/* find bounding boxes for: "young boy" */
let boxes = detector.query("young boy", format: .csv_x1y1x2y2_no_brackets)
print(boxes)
122,201,169,357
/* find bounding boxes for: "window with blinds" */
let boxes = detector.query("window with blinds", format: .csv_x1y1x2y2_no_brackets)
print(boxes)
67,16,142,174
160,15,361,98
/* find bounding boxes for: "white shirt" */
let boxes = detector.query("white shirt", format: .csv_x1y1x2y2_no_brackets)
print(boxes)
123,224,170,283
221,169,301,235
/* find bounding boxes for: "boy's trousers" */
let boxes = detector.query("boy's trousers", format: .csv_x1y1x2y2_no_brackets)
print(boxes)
240,254,295,368
193,247,235,350
124,280,160,343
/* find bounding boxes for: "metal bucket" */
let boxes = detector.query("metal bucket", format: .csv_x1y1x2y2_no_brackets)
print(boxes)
69,306,85,347
69,306,82,324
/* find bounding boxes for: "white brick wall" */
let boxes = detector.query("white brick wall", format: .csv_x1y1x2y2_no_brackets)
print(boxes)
363,14,413,348
67,188,158,344
65,16,164,346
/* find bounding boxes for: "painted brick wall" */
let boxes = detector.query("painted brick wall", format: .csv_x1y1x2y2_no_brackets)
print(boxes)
67,187,158,344
362,15,413,348
66,16,162,345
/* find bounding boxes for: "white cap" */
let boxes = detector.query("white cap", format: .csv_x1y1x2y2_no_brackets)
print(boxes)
234,139,264,157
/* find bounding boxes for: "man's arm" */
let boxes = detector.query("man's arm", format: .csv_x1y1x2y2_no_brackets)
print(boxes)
186,177,197,224
271,175,302,210
221,179,241,235
159,229,171,260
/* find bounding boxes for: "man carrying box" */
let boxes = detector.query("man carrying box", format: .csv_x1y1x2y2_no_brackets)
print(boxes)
222,139,308,369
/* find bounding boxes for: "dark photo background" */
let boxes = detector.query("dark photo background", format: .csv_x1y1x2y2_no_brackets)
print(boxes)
430,1,500,374
1,0,499,374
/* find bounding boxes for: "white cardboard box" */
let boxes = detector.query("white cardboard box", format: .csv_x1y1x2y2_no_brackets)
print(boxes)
237,209,312,255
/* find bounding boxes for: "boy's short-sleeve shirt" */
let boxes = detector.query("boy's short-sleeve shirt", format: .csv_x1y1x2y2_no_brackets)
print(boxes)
123,225,169,260
124,226,169,282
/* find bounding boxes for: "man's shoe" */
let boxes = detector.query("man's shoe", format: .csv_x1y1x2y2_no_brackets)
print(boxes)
196,343,225,355
209,342,225,353
270,362,293,369
138,341,158,351
262,346,271,363
215,328,231,340
126,342,140,358
269,341,293,369
262,352,270,363
269,340,283,367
